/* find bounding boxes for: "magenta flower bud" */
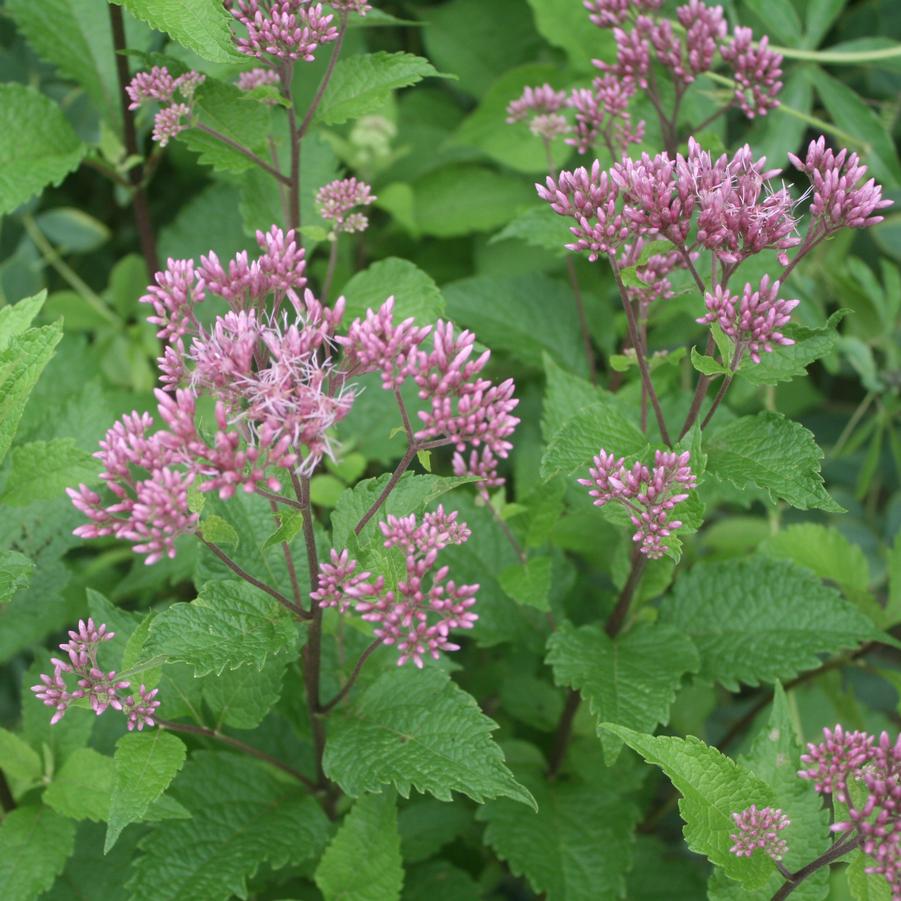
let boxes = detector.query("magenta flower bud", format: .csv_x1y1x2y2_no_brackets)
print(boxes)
227,0,339,62
506,84,568,123
152,103,191,147
236,67,281,92
315,178,377,234
721,27,783,118
729,805,791,861
583,0,662,29
125,66,176,109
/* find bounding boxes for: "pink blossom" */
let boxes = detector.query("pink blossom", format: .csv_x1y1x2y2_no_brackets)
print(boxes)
567,75,644,155
237,67,282,91
126,67,176,109
141,259,205,342
583,0,662,29
596,27,651,89
729,806,791,861
123,686,161,731
617,239,684,310
126,66,205,147
152,103,191,147
506,84,568,123
799,724,876,802
316,178,377,234
721,27,783,118
227,0,339,62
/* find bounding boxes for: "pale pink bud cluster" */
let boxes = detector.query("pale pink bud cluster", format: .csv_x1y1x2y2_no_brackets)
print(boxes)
312,507,477,667
698,276,799,364
729,805,790,861
721,28,783,118
227,0,339,62
31,620,160,731
578,450,696,558
617,239,684,311
789,136,893,232
125,66,206,147
583,0,662,29
330,0,371,13
316,178,377,234
567,74,644,155
236,67,281,92
800,726,901,898
506,84,571,142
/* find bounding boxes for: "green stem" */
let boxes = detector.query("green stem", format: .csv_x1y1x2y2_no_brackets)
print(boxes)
770,43,901,63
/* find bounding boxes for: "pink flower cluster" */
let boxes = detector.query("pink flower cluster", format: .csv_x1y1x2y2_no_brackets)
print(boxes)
729,805,791,861
506,84,571,143
126,66,206,146
316,177,377,234
698,275,799,364
236,67,281,92
227,0,339,62
585,0,782,119
31,619,159,731
312,507,478,667
617,238,685,311
338,299,520,489
800,726,901,897
578,450,696,558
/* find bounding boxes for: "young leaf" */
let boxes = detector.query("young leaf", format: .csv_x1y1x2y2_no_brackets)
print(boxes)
705,411,842,512
342,257,446,326
0,805,76,901
0,438,98,506
541,354,604,440
0,85,85,216
146,580,299,676
202,653,287,730
492,205,572,255
314,791,404,901
105,731,187,853
0,290,47,352
500,556,553,611
0,727,42,783
604,724,777,888
127,752,331,901
0,549,33,605
659,557,878,689
323,666,535,808
259,510,303,554
546,622,700,763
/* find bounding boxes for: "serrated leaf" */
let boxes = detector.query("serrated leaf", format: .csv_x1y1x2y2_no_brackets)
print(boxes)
105,731,187,853
0,438,97,506
0,322,63,465
706,411,842,512
847,850,893,900
690,347,731,376
259,510,303,554
492,204,572,254
45,748,115,823
604,725,777,888
541,354,604,440
146,580,298,676
659,557,878,689
0,549,33,605
0,85,85,215
398,798,472,864
324,666,535,808
202,653,286,730
499,557,552,610
127,752,331,901
0,727,42,783
0,290,46,352
342,257,445,326
117,0,239,63
547,622,700,763
315,791,404,901
0,805,76,901
540,400,646,479
318,52,447,125
200,513,239,548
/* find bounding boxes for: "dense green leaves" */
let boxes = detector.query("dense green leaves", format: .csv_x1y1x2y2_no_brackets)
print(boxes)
0,726,42,783
342,257,445,325
0,438,97,506
0,806,77,901
0,549,33,605
660,557,878,689
324,666,535,808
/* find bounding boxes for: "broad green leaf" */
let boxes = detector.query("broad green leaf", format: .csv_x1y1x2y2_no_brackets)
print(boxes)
0,549,33,605
0,438,97,506
0,321,63,465
847,851,893,901
761,524,870,594
146,580,299,676
45,748,115,823
0,805,76,901
741,0,803,43
540,400,646,479
117,0,239,63
804,0,848,48
342,257,445,326
412,165,534,237
318,52,446,125
526,0,616,72
690,347,731,376
706,411,842,512
315,792,404,901
541,354,604,440
398,798,472,864
259,510,303,554
659,557,878,689
478,756,641,901
492,205,572,255
202,653,286,730
0,727,41,783
547,622,700,763
324,666,535,808
127,752,331,901
403,861,481,901
0,85,85,215
37,208,110,254
105,731,187,853
443,274,591,377
158,183,248,264
605,725,776,888
0,290,46,352
499,556,552,611
330,472,475,549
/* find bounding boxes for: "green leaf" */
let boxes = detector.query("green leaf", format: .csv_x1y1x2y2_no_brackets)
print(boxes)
412,164,534,237
0,806,76,901
541,354,604,440
37,208,110,254
526,0,616,72
706,411,842,512
0,290,46,352
117,0,239,63
0,549,33,605
540,400,646,479
804,0,848,48
741,0,803,43
605,725,777,888
659,557,878,689
45,748,115,823
146,580,298,676
105,731,187,853
315,791,404,901
847,851,893,901
0,438,97,506
202,653,287,730
0,321,63,465
342,257,446,326
127,752,331,901
259,510,303,554
318,52,447,125
887,534,901,627
324,666,535,808
492,205,573,254
499,557,552,611
443,274,592,377
547,622,700,763
403,861,481,901
0,727,42,783
690,347,731,376
398,798,472,864
200,513,239,548
0,84,85,215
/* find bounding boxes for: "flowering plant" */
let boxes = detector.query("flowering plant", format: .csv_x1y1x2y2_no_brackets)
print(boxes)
0,1,900,899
